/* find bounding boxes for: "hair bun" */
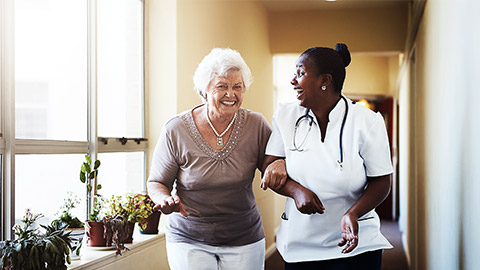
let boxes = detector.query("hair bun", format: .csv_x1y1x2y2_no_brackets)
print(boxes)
335,43,351,67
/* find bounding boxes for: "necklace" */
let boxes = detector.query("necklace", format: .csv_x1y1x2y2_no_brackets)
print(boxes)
205,106,237,146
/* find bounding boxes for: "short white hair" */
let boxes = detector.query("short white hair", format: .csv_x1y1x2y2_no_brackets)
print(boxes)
193,48,253,101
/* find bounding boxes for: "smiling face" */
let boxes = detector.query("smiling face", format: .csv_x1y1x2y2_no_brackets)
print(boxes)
205,69,245,119
291,54,324,109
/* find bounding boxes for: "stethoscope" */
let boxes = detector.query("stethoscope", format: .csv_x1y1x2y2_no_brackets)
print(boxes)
290,95,349,170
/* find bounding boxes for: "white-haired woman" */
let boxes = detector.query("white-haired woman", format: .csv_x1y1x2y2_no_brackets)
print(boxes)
147,48,272,270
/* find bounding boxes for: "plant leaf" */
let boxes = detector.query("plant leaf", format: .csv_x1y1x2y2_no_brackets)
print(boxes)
80,172,86,183
96,184,102,190
94,160,101,169
85,164,91,174
87,185,92,193
85,154,92,164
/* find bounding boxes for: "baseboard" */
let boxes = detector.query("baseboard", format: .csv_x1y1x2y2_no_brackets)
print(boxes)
265,242,277,259
402,231,411,266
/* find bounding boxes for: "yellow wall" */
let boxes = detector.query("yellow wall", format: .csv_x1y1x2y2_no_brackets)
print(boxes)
268,6,408,54
343,54,397,97
146,0,177,174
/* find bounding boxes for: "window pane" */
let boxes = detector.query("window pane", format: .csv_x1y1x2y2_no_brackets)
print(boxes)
97,0,144,138
14,0,88,141
97,152,145,199
15,154,86,226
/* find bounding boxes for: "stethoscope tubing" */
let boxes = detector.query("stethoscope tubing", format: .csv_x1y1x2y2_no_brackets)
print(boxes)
290,95,349,169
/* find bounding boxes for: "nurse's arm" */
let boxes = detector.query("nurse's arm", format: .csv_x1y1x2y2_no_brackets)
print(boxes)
261,155,325,214
338,173,392,253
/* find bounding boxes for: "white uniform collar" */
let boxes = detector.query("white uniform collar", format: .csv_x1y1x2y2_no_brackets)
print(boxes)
303,94,349,125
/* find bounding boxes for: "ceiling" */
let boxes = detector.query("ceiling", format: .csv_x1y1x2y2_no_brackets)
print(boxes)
260,0,410,12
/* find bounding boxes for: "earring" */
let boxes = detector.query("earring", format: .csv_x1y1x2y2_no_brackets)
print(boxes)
321,86,326,91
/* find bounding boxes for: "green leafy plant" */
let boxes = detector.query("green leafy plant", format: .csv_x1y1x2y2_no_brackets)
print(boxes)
55,192,84,229
106,193,155,230
0,209,74,269
79,154,102,221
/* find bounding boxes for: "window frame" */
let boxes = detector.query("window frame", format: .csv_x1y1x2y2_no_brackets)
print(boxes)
0,0,147,240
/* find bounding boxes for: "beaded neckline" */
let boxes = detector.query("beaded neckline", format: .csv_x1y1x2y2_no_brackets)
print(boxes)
182,106,246,161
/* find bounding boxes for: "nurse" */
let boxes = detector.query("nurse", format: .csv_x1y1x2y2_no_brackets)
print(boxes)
262,43,393,270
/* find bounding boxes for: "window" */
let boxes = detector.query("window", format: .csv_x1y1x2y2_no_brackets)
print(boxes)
1,0,146,239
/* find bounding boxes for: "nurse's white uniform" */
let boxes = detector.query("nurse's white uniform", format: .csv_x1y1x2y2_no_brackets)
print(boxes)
266,96,393,263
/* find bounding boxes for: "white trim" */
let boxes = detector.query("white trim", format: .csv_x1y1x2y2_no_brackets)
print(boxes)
1,0,15,240
15,140,89,154
68,230,166,270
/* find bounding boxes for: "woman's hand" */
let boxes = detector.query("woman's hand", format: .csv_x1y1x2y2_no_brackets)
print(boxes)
261,159,287,190
153,195,188,217
337,213,359,253
291,186,325,214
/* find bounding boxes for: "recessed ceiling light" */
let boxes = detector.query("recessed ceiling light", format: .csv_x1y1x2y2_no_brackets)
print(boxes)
325,0,337,2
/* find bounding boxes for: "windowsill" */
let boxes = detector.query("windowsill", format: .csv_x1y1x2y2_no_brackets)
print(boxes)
68,229,166,269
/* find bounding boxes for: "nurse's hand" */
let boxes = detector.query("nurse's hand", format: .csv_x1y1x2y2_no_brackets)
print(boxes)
153,195,188,217
261,159,287,190
338,213,359,253
292,186,325,214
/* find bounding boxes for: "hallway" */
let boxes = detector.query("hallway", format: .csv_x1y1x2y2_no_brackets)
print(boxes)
265,219,408,270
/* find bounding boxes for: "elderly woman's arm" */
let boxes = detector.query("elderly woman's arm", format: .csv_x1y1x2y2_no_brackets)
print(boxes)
338,174,391,253
261,155,324,214
147,181,188,217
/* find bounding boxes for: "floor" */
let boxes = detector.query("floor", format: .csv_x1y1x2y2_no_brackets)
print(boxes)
265,219,409,270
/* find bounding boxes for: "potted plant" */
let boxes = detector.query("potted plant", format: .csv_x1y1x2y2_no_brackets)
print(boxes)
138,194,161,235
125,193,157,236
102,196,131,255
54,192,84,260
99,193,158,255
84,195,108,247
102,214,130,255
0,209,74,269
79,154,106,247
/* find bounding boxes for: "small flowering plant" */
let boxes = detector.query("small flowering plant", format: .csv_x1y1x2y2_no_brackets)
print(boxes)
56,192,84,228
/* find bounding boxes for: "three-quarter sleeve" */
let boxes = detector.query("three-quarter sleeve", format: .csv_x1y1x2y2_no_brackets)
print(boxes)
147,123,179,191
360,112,394,177
256,114,273,169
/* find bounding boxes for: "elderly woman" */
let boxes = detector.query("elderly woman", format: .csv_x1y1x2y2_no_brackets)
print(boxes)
147,48,271,270
262,44,392,270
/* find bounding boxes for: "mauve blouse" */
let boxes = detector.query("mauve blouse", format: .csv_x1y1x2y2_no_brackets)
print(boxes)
148,105,272,246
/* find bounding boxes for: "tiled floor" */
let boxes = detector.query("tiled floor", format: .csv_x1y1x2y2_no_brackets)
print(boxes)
265,219,409,270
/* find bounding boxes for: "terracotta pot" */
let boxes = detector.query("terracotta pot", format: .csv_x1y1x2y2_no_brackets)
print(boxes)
85,221,107,247
140,211,161,234
124,222,135,243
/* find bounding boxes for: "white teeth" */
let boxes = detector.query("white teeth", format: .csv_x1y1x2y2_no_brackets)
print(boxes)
222,101,236,105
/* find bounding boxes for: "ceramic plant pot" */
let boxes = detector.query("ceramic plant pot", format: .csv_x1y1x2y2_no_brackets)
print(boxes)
140,211,161,235
85,221,107,247
124,222,135,243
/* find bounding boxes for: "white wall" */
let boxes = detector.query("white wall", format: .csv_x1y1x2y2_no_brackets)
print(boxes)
400,0,480,269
